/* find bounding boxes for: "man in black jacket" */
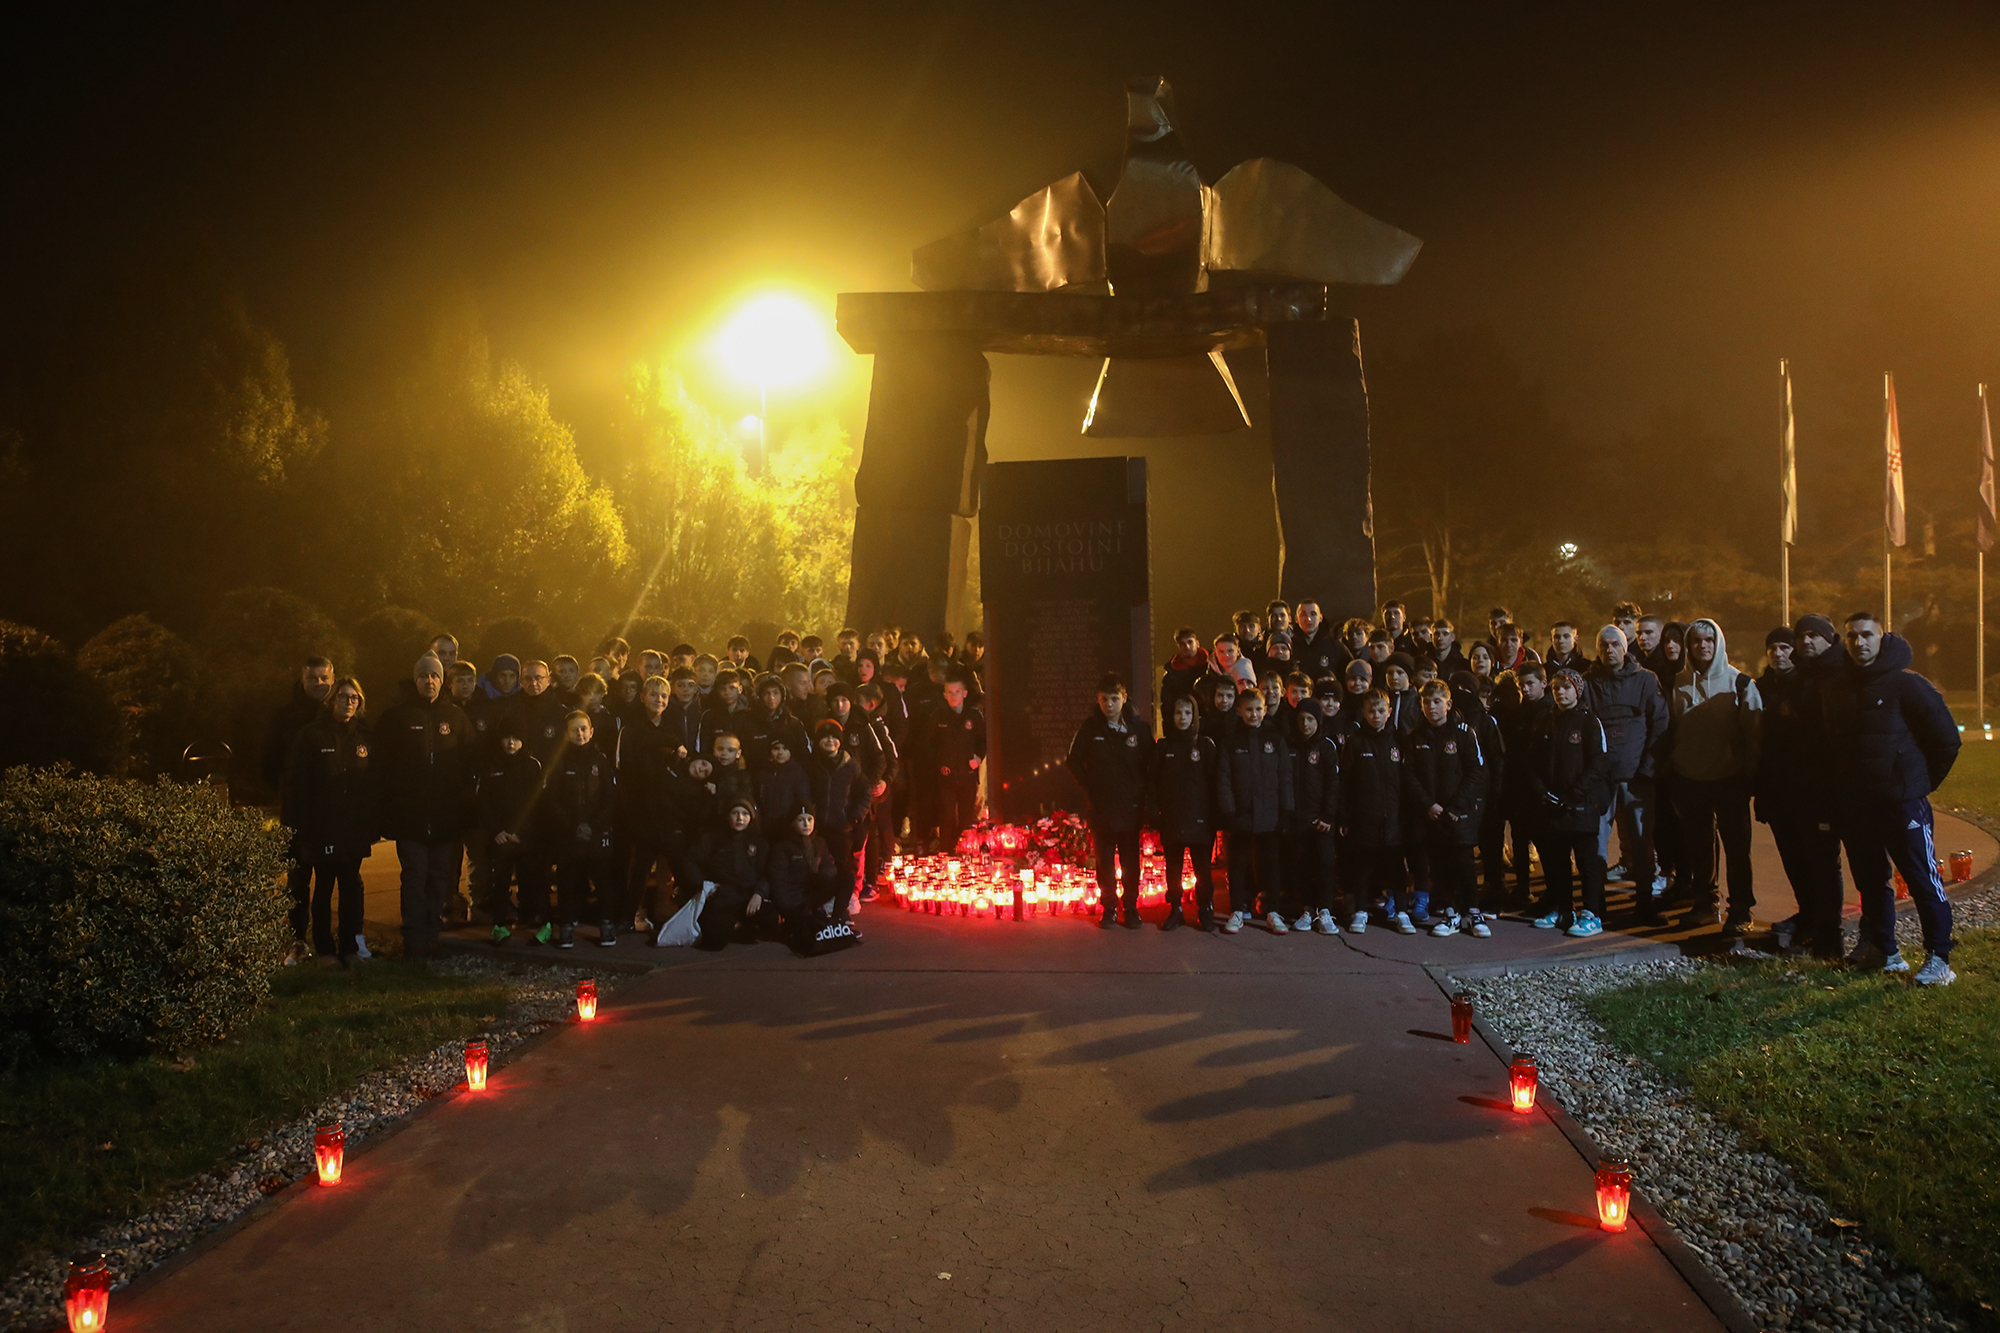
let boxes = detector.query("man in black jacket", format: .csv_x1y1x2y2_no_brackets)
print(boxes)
1822,614,1961,984
1066,674,1153,929
375,653,474,956
1756,617,1845,958
262,655,336,957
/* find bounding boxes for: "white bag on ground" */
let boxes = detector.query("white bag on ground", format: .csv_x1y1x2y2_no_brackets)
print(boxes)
655,882,718,947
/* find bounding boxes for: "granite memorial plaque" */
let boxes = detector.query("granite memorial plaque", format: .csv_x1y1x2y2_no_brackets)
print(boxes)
980,457,1150,823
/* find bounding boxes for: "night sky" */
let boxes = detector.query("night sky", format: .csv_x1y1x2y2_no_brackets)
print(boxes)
8,2,2000,628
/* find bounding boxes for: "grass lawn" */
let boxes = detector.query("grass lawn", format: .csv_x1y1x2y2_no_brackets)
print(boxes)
1937,727,2000,821
1,960,510,1274
1589,935,2000,1324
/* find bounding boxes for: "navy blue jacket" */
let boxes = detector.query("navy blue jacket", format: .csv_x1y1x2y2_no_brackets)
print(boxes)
1820,633,1959,804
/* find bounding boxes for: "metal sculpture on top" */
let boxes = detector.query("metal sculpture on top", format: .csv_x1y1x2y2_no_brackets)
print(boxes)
910,77,1423,438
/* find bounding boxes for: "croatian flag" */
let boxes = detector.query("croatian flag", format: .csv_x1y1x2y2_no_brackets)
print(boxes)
1885,372,1906,548
1780,360,1797,546
1980,383,1996,555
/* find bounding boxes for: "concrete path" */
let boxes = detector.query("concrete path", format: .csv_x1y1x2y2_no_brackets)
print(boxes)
122,916,1728,1332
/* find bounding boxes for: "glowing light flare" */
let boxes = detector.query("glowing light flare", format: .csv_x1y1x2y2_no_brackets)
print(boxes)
464,1040,489,1091
576,979,598,1022
713,294,831,391
65,1258,109,1333
314,1124,344,1186
1595,1160,1634,1232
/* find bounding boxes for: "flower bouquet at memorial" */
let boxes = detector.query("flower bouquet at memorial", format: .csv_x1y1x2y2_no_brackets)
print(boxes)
1030,809,1092,868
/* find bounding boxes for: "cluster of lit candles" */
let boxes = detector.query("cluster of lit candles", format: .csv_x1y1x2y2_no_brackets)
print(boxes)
62,978,603,1331
885,847,1193,920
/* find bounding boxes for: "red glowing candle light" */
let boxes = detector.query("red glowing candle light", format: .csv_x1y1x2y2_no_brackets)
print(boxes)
576,979,598,1021
1594,1159,1633,1231
1450,991,1474,1044
464,1039,489,1091
1508,1054,1538,1113
64,1257,109,1333
1950,848,1974,882
313,1123,344,1186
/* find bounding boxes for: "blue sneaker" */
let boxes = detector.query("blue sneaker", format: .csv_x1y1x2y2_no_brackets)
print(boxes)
1533,911,1563,930
1566,911,1604,938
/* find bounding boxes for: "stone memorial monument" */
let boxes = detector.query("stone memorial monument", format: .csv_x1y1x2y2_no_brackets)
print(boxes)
979,457,1150,821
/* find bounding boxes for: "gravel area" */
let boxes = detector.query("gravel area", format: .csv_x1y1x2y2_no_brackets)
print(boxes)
0,955,621,1333
1451,883,1997,1333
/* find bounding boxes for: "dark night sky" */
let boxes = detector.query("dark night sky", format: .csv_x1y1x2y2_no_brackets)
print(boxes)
8,1,2000,605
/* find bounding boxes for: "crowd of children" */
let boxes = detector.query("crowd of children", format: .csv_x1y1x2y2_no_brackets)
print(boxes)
268,595,1963,986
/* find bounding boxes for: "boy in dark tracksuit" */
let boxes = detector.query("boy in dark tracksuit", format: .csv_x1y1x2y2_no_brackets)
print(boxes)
1404,681,1491,938
755,735,812,838
1283,707,1342,934
765,803,862,954
852,683,901,894
1528,668,1612,936
477,722,544,944
1219,689,1293,934
1494,663,1551,907
1150,695,1230,931
806,719,872,916
542,711,618,948
694,796,772,949
1450,673,1510,910
911,672,985,852
1065,674,1153,929
1336,690,1408,933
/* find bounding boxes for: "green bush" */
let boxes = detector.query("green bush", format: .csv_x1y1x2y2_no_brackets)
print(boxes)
0,621,125,775
0,767,292,1071
77,614,206,777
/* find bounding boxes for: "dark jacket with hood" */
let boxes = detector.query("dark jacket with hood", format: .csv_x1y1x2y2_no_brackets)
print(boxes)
476,746,544,843
1283,714,1340,834
699,818,769,895
765,827,841,914
1065,707,1153,832
1220,715,1293,833
1404,715,1487,846
741,704,812,774
1754,642,1840,820
755,758,812,835
283,713,377,859
1149,714,1231,844
807,747,871,832
1335,720,1406,847
1820,632,1960,804
1161,648,1209,706
1586,655,1669,782
374,694,474,842
1527,703,1611,834
540,742,616,860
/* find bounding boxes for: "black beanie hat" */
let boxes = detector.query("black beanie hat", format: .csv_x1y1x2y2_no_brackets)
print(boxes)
1765,626,1796,648
1794,613,1836,642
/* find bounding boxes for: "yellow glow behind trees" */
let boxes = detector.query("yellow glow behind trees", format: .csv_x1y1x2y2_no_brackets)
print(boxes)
713,292,831,392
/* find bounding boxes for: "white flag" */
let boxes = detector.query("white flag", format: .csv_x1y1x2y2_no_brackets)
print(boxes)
1885,372,1906,548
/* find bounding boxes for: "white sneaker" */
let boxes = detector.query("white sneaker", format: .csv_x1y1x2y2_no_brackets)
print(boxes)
848,891,862,915
1913,953,1954,986
1606,863,1628,882
1651,874,1670,894
1882,951,1911,974
1314,909,1341,935
1292,911,1314,933
1266,911,1290,934
353,934,373,960
1222,911,1245,934
1429,917,1458,937
1467,912,1492,939
1348,911,1369,933
1393,911,1417,935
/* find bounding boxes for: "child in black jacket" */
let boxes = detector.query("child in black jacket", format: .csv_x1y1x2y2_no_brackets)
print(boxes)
1219,689,1293,934
542,711,618,948
476,721,544,943
1283,706,1342,934
1065,673,1153,929
1405,681,1491,938
1529,668,1612,936
1150,695,1230,930
1336,690,1409,933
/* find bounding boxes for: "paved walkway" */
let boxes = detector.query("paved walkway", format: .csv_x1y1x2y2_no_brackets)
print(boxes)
122,913,1736,1332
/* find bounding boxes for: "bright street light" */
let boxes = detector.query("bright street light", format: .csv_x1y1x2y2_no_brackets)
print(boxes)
712,293,831,475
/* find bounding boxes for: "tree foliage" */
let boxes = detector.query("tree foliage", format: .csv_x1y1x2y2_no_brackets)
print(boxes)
77,615,205,777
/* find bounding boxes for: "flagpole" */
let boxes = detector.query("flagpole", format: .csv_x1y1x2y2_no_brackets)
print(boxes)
1982,382,1989,726
1885,372,1895,631
1780,358,1791,626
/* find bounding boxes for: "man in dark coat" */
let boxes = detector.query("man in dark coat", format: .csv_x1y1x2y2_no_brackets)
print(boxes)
1065,673,1153,929
1821,614,1961,984
374,653,474,956
1586,625,1670,917
1755,617,1845,958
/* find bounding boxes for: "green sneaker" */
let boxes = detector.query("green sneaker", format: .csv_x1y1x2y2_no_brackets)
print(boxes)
490,924,512,946
530,922,553,947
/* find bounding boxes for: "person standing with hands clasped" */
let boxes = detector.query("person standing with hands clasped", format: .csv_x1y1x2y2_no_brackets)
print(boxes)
1150,694,1230,931
1822,613,1961,984
376,653,473,958
1404,680,1489,938
1529,668,1612,937
1066,674,1153,929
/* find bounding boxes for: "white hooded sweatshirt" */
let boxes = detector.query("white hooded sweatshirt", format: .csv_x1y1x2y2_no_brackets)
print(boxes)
1669,618,1763,782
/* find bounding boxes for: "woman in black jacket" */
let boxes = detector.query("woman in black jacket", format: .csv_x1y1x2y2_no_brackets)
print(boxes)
1150,695,1231,931
283,676,376,964
1283,706,1341,934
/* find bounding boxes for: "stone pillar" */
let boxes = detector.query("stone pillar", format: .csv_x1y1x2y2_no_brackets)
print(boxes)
845,333,989,637
1265,319,1377,621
